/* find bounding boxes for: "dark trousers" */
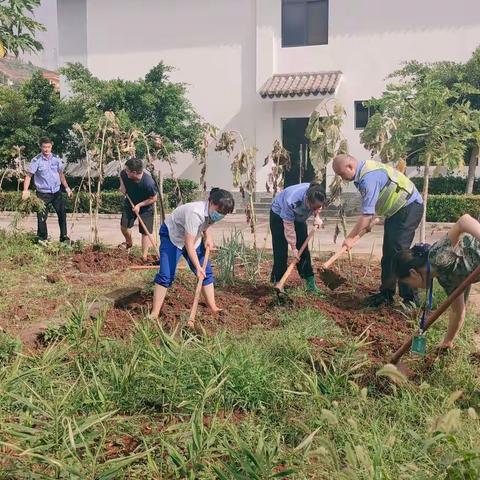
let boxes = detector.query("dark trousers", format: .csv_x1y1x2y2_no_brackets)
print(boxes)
36,191,68,241
270,210,314,283
381,201,424,300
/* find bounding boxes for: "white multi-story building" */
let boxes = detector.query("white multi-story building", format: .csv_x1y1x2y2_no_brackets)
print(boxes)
57,0,480,192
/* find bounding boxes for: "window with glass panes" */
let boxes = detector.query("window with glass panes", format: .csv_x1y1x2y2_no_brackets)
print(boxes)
282,0,329,47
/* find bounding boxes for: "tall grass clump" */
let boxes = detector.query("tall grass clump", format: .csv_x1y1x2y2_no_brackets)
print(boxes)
215,229,265,286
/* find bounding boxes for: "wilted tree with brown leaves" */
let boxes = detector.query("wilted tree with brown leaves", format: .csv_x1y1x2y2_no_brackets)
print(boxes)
264,140,290,197
216,130,259,248
196,123,219,193
72,111,122,243
306,100,349,183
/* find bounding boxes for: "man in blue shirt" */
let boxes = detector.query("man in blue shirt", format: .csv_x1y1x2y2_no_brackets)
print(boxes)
333,154,424,307
22,137,73,243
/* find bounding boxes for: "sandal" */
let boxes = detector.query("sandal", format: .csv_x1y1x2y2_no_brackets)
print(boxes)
118,242,133,250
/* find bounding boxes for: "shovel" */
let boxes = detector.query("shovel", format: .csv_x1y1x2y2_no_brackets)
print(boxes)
319,218,380,290
274,227,316,299
389,263,480,366
187,246,211,329
125,193,160,260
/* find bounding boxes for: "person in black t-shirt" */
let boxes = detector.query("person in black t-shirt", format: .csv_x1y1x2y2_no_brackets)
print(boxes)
119,157,158,260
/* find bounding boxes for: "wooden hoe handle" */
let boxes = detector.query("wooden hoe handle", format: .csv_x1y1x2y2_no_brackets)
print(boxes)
188,247,211,327
389,264,480,365
322,217,380,270
125,193,159,259
275,227,316,291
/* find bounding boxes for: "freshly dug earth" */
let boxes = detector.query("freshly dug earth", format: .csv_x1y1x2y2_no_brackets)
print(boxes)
71,246,157,273
104,256,412,362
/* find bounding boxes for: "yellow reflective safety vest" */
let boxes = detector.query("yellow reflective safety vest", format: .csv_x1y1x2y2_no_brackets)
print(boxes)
356,160,416,218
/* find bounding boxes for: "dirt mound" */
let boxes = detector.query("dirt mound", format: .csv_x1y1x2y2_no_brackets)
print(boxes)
103,258,412,362
71,246,157,273
103,281,282,338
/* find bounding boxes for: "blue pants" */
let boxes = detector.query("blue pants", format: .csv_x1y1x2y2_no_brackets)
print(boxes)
154,224,214,288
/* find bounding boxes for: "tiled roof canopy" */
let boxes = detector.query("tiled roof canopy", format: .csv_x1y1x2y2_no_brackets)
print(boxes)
259,71,342,99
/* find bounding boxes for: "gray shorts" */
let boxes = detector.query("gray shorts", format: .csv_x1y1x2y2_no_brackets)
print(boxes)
121,208,154,234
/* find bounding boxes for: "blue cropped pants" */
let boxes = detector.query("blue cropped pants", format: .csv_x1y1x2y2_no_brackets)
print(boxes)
154,224,214,288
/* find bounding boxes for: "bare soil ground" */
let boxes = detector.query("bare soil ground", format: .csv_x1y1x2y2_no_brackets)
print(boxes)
0,246,434,363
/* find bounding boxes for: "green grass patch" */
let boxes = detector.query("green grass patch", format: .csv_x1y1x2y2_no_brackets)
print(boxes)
0,230,479,478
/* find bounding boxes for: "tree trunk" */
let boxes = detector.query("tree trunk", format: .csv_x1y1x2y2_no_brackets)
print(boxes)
153,169,165,223
87,159,94,244
94,180,102,244
420,155,430,243
465,145,478,194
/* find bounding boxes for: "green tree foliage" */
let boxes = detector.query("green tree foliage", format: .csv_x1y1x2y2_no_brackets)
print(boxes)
0,0,45,57
0,62,205,177
360,54,480,240
364,48,480,193
0,72,70,165
0,85,38,162
60,62,204,157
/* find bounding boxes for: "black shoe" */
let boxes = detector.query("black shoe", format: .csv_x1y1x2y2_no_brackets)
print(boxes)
60,236,71,244
362,292,394,308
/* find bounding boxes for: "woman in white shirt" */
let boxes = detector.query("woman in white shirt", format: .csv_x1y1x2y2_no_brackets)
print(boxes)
150,188,235,319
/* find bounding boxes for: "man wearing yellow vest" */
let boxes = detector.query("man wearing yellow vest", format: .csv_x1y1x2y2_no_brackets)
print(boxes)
332,154,424,307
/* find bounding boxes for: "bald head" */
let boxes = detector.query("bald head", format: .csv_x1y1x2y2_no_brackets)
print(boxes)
332,154,358,181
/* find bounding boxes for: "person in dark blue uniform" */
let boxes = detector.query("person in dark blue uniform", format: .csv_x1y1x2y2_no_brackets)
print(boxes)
270,182,325,293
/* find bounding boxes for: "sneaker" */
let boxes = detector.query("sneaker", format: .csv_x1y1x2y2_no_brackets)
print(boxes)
362,292,394,308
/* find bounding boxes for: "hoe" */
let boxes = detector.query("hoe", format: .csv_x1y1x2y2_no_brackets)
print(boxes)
319,217,380,290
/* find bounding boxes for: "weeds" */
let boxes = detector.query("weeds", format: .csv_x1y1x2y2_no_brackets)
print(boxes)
0,332,20,366
215,230,264,286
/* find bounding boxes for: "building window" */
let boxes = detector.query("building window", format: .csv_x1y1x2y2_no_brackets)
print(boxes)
282,0,329,48
354,101,375,129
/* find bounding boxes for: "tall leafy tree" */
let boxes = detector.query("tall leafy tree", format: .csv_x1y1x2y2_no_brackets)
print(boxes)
374,48,480,194
0,0,45,57
20,71,75,156
361,76,480,241
0,72,72,166
60,62,204,158
0,85,39,164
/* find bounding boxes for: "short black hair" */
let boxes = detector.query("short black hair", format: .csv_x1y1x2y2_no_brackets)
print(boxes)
394,244,431,278
306,182,325,206
209,187,235,214
125,157,144,173
39,137,52,146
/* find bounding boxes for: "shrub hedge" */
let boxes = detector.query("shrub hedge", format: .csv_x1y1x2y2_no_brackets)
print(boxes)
0,176,199,202
411,176,480,195
0,180,200,214
426,195,480,222
2,190,478,223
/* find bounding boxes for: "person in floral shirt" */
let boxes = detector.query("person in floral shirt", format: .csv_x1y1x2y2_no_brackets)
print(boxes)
394,214,480,351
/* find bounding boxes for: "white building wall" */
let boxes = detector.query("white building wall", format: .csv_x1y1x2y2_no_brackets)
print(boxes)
265,0,480,189
59,0,258,192
57,0,480,193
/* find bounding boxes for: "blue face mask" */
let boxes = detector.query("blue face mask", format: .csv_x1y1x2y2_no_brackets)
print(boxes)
209,210,225,223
